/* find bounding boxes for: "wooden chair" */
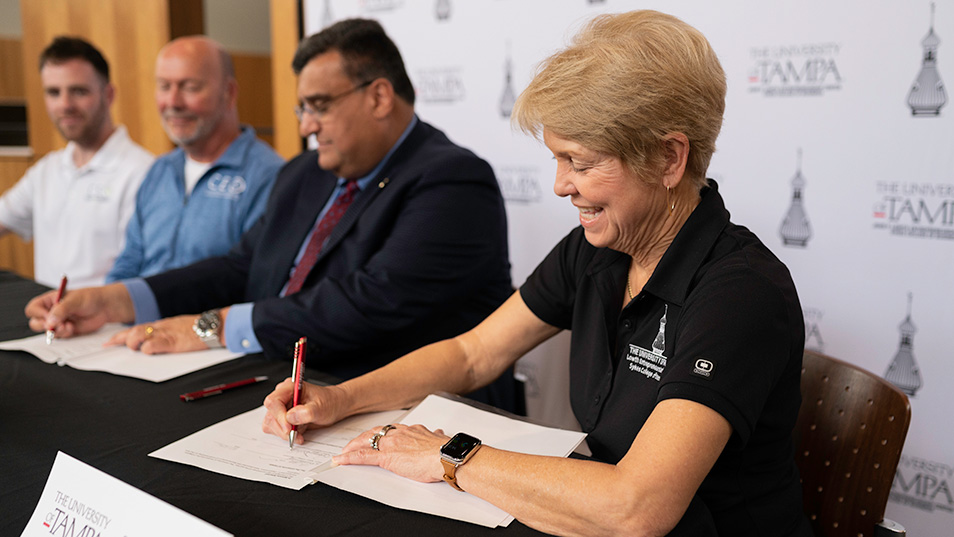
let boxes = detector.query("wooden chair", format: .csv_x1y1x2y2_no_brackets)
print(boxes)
795,350,912,537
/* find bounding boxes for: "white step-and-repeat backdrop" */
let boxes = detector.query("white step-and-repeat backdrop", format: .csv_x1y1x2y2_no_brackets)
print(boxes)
304,1,954,533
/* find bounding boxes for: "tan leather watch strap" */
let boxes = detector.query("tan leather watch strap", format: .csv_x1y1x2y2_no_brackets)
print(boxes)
441,458,465,491
441,443,481,491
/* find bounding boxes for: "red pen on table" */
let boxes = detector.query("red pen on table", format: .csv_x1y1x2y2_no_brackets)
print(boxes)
289,336,307,449
45,275,68,345
179,376,269,402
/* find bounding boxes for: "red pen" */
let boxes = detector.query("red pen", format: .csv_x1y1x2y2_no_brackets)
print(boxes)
289,337,307,448
45,275,68,345
179,376,269,402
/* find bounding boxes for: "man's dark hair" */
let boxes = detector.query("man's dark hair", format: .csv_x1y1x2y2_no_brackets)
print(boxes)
39,36,110,83
293,19,415,105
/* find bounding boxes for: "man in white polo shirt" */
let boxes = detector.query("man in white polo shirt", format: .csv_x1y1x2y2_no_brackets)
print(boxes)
0,36,153,288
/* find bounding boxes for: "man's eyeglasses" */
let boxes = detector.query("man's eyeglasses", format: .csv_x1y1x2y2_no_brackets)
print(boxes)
294,80,374,122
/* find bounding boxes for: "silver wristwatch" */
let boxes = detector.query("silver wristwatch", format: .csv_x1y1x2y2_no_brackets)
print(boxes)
193,310,223,348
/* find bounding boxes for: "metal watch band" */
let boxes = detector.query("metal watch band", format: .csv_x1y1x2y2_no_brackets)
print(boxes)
193,309,223,348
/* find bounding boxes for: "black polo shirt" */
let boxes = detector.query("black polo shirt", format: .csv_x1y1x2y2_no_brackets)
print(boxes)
521,181,811,536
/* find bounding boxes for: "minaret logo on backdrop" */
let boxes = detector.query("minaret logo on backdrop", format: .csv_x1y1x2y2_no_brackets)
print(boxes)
779,149,812,247
320,0,333,28
803,308,825,353
884,293,923,397
747,42,843,97
435,0,450,21
359,0,402,14
499,44,517,118
908,3,947,116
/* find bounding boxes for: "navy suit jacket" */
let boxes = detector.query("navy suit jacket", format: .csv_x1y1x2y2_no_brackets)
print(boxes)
145,121,513,392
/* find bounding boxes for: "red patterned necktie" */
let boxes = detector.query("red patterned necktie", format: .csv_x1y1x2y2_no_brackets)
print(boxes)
284,180,360,294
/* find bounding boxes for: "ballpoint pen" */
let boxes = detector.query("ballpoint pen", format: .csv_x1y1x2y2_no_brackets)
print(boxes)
179,376,269,402
289,337,307,449
46,275,68,345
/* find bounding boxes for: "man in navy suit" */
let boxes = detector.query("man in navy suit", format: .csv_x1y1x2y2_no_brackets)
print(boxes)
27,19,515,408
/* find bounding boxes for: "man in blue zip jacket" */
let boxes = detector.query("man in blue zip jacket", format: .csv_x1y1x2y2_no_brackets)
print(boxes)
106,36,283,281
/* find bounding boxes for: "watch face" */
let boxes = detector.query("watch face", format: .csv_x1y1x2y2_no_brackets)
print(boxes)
441,433,480,461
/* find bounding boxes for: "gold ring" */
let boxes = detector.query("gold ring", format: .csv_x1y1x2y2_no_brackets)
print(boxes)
144,326,155,339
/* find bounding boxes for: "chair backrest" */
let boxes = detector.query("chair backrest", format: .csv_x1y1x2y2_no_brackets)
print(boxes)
795,350,912,537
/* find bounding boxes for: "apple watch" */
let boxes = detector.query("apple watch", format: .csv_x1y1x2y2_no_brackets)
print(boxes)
440,432,482,491
193,309,223,348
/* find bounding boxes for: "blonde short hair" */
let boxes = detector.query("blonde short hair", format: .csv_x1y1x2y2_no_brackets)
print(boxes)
512,10,726,190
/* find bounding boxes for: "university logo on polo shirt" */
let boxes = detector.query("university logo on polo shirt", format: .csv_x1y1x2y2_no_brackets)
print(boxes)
626,305,669,381
85,182,114,203
205,173,247,200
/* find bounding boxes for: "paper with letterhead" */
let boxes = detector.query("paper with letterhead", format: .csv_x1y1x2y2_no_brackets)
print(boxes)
0,323,243,382
149,406,408,490
20,451,231,537
317,394,588,528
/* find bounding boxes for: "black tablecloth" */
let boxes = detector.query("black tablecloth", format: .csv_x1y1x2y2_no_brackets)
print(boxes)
0,271,550,536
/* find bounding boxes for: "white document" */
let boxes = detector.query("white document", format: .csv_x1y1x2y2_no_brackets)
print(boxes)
318,394,587,528
20,451,231,537
0,323,243,382
149,406,408,490
151,394,586,528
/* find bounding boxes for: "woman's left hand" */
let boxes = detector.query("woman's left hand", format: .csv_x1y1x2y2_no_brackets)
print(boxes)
333,424,449,483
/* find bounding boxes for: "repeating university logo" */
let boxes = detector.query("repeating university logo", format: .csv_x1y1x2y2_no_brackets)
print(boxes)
779,149,812,247
908,3,947,116
497,166,543,204
435,0,450,21
415,67,465,104
747,42,843,97
319,0,333,28
872,180,954,240
803,307,825,353
891,454,954,515
359,0,403,13
499,45,516,119
884,293,922,396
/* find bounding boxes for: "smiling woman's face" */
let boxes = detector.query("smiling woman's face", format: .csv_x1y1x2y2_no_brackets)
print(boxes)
543,128,668,257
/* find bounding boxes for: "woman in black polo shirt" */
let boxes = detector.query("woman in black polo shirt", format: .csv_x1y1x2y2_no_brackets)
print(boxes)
264,10,811,537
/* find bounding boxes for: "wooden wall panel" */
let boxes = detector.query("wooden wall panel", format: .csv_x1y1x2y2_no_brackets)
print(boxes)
0,156,36,278
0,39,25,102
19,0,174,158
233,53,274,148
270,0,301,160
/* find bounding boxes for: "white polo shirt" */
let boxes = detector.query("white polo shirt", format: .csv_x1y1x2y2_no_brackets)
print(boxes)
0,126,153,288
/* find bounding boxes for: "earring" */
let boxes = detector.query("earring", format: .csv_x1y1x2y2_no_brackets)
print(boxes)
667,186,675,216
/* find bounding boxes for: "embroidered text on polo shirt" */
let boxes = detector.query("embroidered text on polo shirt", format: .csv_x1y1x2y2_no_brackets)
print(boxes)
626,304,669,381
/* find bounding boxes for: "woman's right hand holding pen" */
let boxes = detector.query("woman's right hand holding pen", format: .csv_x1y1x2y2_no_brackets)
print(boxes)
261,379,351,445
